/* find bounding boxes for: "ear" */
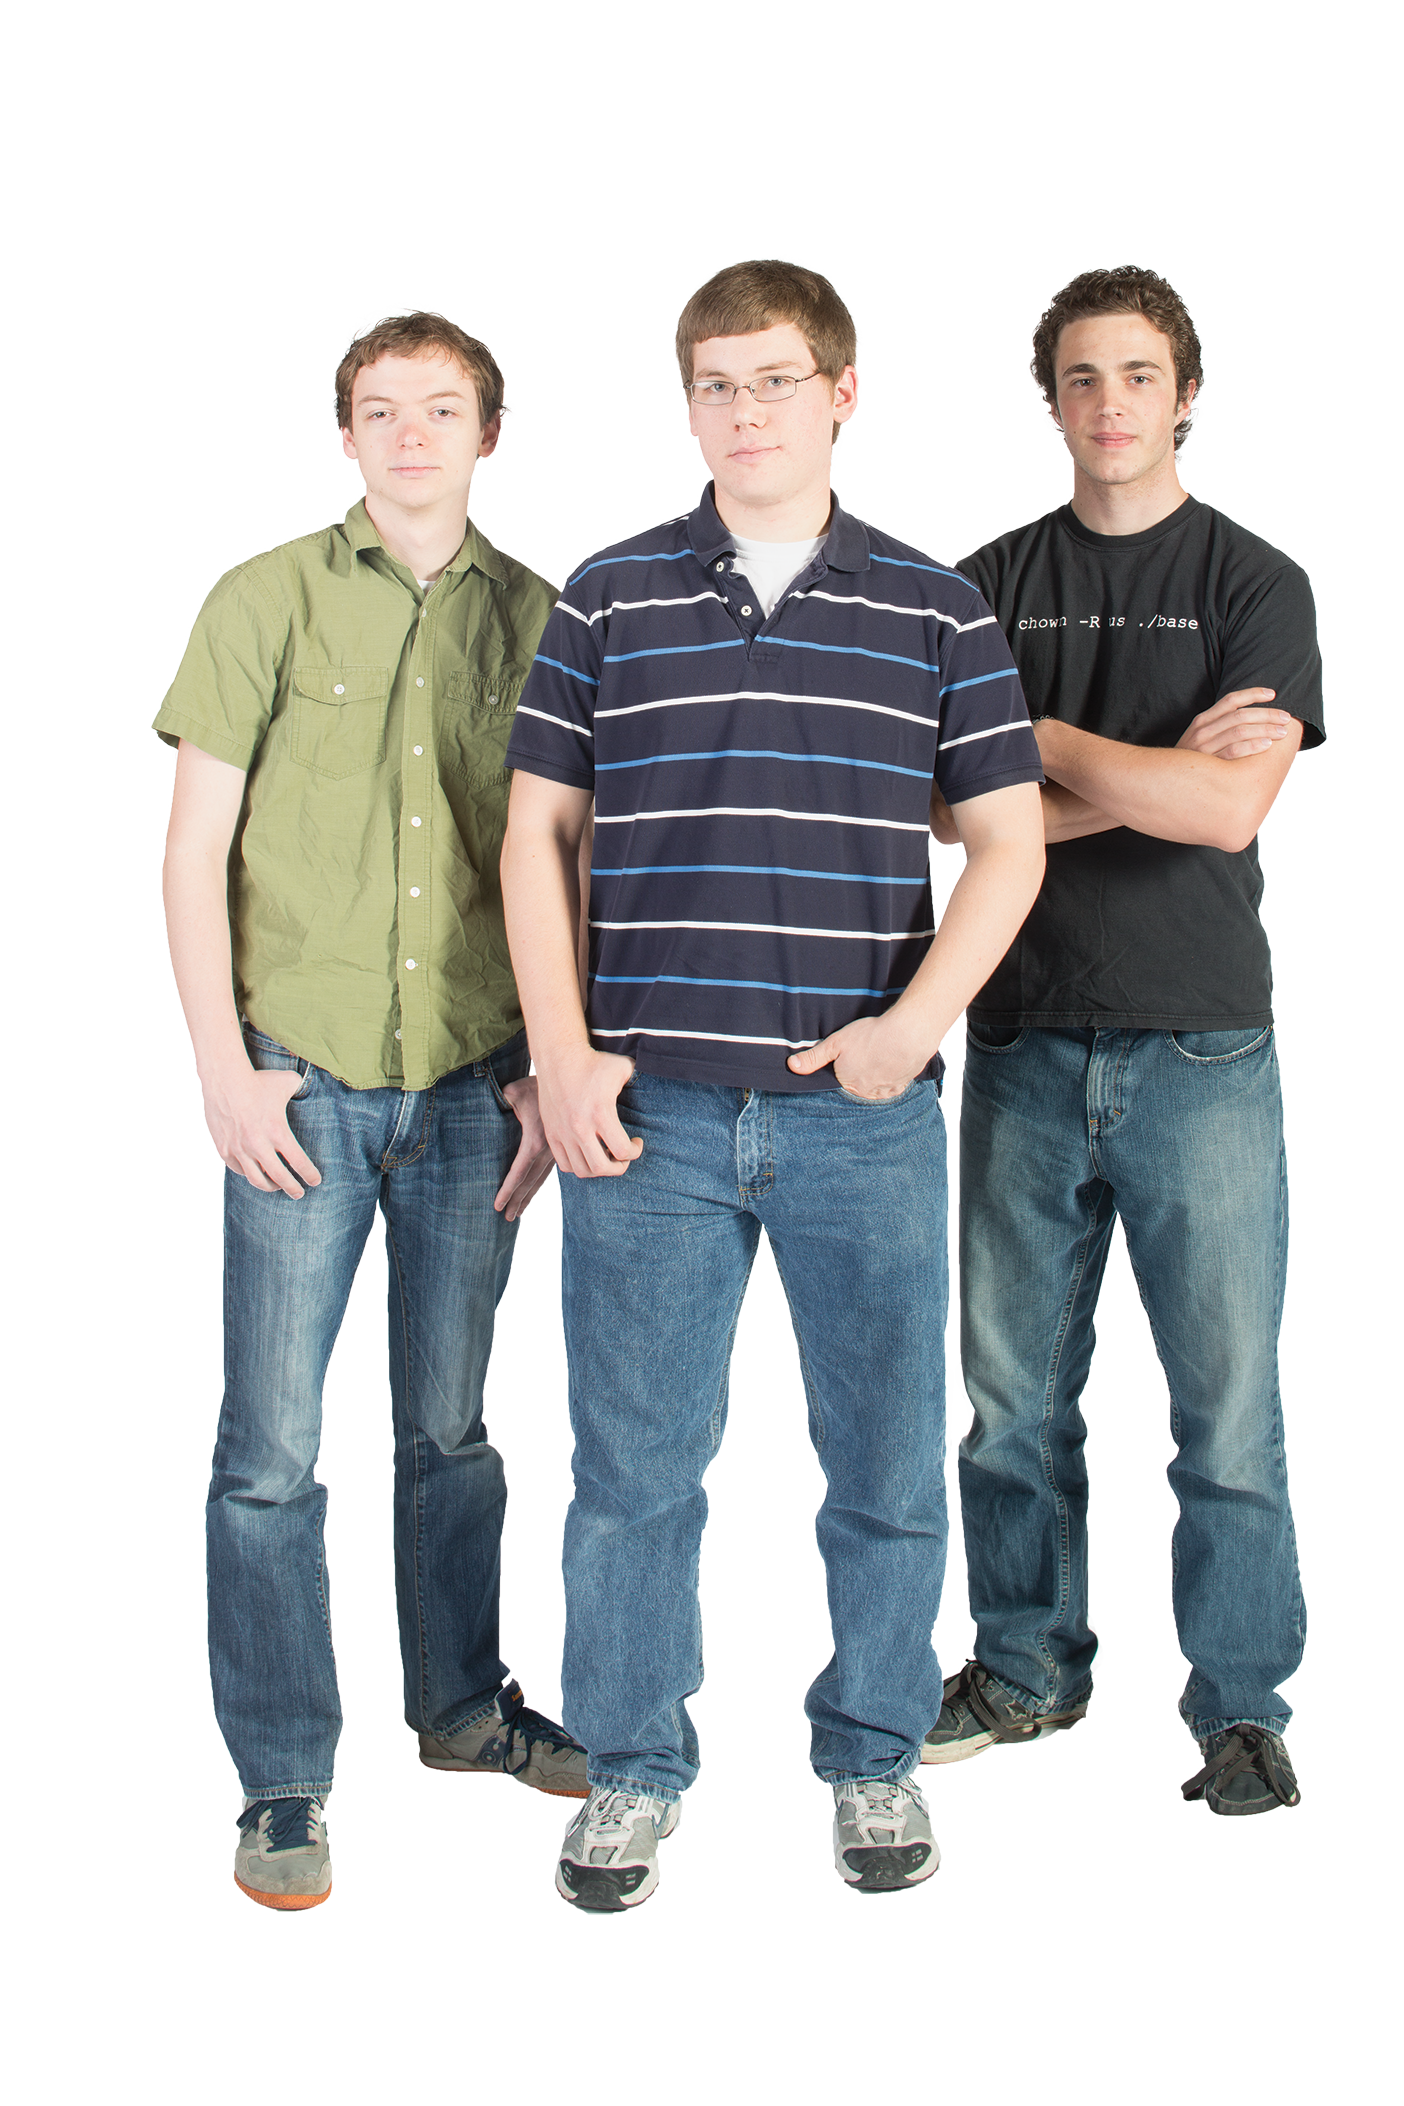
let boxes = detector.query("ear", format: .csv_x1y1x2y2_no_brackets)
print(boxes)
478,412,502,460
1177,378,1198,417
831,365,858,429
341,427,358,462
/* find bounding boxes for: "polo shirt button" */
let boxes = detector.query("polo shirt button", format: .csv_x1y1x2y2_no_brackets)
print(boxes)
333,683,345,695
741,605,753,616
716,562,725,573
409,886,420,897
413,745,423,755
416,677,425,687
405,958,417,970
411,816,422,827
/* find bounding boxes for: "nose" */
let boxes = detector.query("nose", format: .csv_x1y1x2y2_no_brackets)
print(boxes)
731,389,765,428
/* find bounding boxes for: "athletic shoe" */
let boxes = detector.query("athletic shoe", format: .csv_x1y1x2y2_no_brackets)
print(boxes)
833,1775,938,1892
234,1797,331,1911
419,1679,589,1797
1182,1726,1301,1816
555,1785,680,1911
921,1659,1088,1765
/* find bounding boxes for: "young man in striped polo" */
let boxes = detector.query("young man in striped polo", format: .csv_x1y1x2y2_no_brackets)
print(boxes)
501,259,1047,1907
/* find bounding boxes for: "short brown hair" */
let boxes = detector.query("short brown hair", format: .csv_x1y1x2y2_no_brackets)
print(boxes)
335,312,505,432
676,260,856,439
1032,266,1204,450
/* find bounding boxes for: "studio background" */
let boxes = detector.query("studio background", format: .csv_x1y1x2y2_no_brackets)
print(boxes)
153,254,1330,1920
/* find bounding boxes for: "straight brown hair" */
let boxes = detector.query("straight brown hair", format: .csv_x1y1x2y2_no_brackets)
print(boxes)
335,312,505,431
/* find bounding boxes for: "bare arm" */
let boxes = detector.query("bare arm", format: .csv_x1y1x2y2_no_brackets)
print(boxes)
500,771,641,1179
1037,690,1303,852
789,781,1046,1098
163,739,322,1197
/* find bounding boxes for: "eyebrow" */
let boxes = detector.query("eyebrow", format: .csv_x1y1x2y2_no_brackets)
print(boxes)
357,389,471,405
1060,358,1166,378
692,359,805,380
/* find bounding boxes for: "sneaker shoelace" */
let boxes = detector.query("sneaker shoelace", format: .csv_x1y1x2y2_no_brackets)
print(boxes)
1182,1726,1298,1805
951,1660,1042,1742
579,1789,656,1845
843,1778,924,1840
238,1796,324,1850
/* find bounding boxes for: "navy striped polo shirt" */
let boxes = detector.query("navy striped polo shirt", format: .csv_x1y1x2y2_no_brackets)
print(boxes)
505,485,1044,1091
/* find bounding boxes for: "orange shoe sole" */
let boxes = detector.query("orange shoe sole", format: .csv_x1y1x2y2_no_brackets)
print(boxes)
235,1874,331,1911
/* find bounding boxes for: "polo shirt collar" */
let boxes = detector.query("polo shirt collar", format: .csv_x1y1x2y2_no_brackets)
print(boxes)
341,499,508,585
688,483,870,572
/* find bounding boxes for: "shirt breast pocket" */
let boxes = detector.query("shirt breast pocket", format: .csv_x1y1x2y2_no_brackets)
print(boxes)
290,665,390,778
442,667,526,784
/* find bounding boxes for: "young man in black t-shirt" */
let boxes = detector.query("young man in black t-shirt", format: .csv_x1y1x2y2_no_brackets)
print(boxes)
926,266,1324,1815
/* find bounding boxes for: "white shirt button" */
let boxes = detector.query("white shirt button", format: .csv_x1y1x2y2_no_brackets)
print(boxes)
416,676,425,687
395,1029,402,1040
741,605,753,617
333,683,345,695
405,958,417,970
488,695,498,706
413,745,423,755
411,816,422,827
409,886,420,897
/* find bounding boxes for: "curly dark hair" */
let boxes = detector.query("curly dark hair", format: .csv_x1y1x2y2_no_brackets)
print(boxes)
1032,266,1203,450
335,312,504,432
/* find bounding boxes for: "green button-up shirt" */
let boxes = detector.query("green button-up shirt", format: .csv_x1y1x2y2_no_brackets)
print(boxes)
155,500,556,1089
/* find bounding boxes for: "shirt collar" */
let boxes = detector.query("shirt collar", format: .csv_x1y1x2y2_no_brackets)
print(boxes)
341,499,508,585
687,482,869,572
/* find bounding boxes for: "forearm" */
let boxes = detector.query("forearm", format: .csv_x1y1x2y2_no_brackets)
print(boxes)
1038,721,1264,851
501,811,591,1064
163,842,252,1091
886,831,1046,1065
1041,780,1122,844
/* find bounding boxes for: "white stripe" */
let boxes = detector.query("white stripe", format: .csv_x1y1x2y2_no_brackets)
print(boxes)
596,689,936,729
590,919,934,941
803,592,996,636
559,590,729,628
515,704,594,740
593,1026,821,1049
592,805,929,833
938,720,1028,751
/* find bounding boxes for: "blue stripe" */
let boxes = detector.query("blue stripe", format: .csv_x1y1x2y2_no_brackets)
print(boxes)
769,636,939,675
602,639,746,665
567,548,697,586
592,863,927,886
870,553,972,584
595,748,932,780
532,653,599,689
592,974,909,999
938,668,1019,697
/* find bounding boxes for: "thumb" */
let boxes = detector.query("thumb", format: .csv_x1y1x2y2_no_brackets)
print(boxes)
788,1034,838,1075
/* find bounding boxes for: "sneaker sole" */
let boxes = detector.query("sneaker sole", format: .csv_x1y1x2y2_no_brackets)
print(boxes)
921,1711,1086,1765
839,1842,939,1892
419,1754,590,1797
235,1874,331,1911
555,1860,659,1911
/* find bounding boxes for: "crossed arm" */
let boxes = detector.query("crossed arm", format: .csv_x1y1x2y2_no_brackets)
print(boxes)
931,690,1302,851
162,739,553,1215
501,769,1046,1177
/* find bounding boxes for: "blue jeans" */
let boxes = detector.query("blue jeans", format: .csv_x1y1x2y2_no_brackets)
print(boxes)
208,1024,530,1801
958,1024,1305,1740
558,1071,949,1797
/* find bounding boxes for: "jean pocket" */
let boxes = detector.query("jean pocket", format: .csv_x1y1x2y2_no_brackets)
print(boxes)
1169,1026,1273,1065
966,1021,1028,1053
242,1023,313,1098
836,1078,919,1107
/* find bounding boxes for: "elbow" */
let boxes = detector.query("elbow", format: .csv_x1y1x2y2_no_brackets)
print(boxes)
1206,808,1265,854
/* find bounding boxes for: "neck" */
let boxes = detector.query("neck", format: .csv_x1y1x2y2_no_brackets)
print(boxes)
1069,455,1189,537
364,491,471,578
713,478,832,544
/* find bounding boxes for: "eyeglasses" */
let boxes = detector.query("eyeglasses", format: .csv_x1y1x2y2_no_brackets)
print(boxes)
687,371,825,406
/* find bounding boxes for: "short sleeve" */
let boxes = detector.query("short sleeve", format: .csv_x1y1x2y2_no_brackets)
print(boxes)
1217,563,1325,749
935,584,1044,805
504,591,602,792
152,563,287,768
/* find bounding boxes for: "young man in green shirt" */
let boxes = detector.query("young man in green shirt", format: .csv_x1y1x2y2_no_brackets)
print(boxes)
157,312,587,1912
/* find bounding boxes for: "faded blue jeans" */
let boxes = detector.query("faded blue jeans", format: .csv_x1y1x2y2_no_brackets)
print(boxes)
958,1023,1305,1741
208,1023,530,1801
558,1071,949,1798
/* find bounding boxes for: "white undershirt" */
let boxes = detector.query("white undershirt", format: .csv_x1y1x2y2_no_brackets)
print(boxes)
730,532,827,617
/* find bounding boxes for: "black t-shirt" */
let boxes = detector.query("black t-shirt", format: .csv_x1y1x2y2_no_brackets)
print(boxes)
960,497,1325,1029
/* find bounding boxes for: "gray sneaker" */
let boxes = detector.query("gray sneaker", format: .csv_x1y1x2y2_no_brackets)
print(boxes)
555,1785,681,1911
419,1680,589,1798
921,1659,1088,1765
833,1775,938,1892
234,1797,331,1911
1182,1726,1301,1815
